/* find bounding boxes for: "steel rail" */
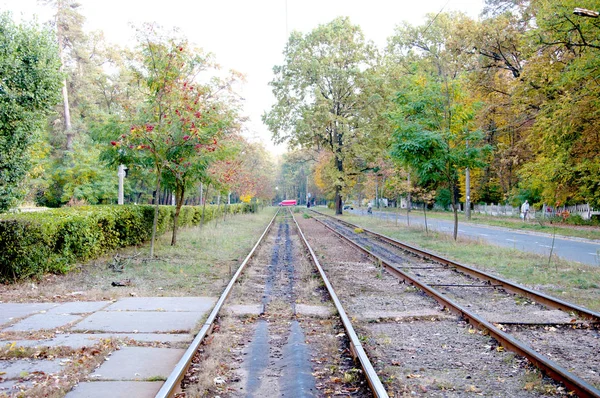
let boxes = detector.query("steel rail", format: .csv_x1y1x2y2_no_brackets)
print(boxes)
290,210,389,398
310,212,600,398
311,210,600,323
156,208,280,398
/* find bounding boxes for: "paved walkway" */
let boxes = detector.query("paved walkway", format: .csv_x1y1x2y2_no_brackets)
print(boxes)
0,297,216,397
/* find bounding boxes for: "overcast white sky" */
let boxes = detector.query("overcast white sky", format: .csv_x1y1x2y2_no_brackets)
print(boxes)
2,0,484,155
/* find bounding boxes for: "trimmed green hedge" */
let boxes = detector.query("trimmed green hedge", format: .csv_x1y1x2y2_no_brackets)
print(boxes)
0,203,252,281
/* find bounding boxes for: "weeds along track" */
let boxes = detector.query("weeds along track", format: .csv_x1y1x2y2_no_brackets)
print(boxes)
158,209,386,397
307,210,600,397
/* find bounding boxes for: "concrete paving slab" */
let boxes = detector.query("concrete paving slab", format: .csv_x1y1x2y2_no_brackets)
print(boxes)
296,304,334,318
73,311,204,333
65,381,163,398
0,358,63,379
356,308,454,322
0,303,56,326
225,304,263,316
0,379,32,395
46,301,111,315
2,333,191,349
4,313,82,332
91,347,184,380
105,296,216,312
1,339,42,348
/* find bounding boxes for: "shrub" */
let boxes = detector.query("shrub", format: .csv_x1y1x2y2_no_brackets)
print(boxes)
0,203,249,282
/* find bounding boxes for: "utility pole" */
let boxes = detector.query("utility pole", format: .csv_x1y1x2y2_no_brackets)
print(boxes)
465,167,471,220
117,164,126,205
306,174,309,205
465,139,471,220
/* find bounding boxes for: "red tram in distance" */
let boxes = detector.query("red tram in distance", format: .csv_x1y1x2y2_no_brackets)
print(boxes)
278,200,297,206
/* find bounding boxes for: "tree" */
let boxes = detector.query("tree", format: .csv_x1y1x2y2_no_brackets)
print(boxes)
263,17,376,214
390,73,489,240
0,13,62,212
516,0,600,207
387,12,491,239
121,25,241,251
42,0,86,151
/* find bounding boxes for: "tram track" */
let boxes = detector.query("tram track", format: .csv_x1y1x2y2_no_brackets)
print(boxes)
307,209,600,397
157,209,387,397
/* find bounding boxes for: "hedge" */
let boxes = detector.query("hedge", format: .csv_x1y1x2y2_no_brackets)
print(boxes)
0,203,254,282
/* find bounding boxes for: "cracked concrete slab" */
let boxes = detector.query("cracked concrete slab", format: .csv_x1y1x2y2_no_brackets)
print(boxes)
0,358,64,379
104,297,216,312
356,308,454,322
4,313,82,332
0,303,56,327
90,347,185,380
46,301,111,315
65,381,163,398
295,304,335,318
225,304,263,316
2,333,192,349
73,311,204,333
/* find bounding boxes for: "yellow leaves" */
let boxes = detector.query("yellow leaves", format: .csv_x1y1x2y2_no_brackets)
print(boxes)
240,194,253,203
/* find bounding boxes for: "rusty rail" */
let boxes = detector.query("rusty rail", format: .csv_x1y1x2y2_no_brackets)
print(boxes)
312,210,600,323
310,210,600,398
290,210,389,398
156,208,280,398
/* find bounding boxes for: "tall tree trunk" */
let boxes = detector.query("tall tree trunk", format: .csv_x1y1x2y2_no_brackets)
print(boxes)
334,125,344,215
452,183,459,241
215,194,221,227
62,81,73,150
423,202,428,234
171,183,185,246
335,188,342,215
150,171,161,258
56,21,73,151
201,184,210,227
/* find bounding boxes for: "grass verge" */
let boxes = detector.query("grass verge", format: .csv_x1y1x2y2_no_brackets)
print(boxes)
0,208,278,302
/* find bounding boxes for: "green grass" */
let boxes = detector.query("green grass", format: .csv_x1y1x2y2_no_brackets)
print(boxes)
314,208,600,312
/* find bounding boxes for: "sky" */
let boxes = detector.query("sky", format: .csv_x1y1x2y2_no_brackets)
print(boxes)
2,0,484,155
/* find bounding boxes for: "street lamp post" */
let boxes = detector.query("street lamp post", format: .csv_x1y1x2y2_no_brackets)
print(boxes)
118,164,127,205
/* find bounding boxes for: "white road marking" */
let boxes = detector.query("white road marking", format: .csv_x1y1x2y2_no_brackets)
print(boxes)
589,253,598,256
540,245,553,248
506,239,517,242
479,233,489,236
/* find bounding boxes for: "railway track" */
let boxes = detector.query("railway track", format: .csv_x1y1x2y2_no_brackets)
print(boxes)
306,209,600,397
157,208,388,397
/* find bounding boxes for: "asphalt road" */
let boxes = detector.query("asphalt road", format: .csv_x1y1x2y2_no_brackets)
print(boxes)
349,208,600,266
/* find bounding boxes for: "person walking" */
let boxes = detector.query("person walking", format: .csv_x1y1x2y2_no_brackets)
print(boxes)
521,200,530,221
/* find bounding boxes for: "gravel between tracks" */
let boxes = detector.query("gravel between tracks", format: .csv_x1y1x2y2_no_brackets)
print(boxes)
297,214,565,397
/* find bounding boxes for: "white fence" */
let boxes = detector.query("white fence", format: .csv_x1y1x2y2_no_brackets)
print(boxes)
472,203,599,220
